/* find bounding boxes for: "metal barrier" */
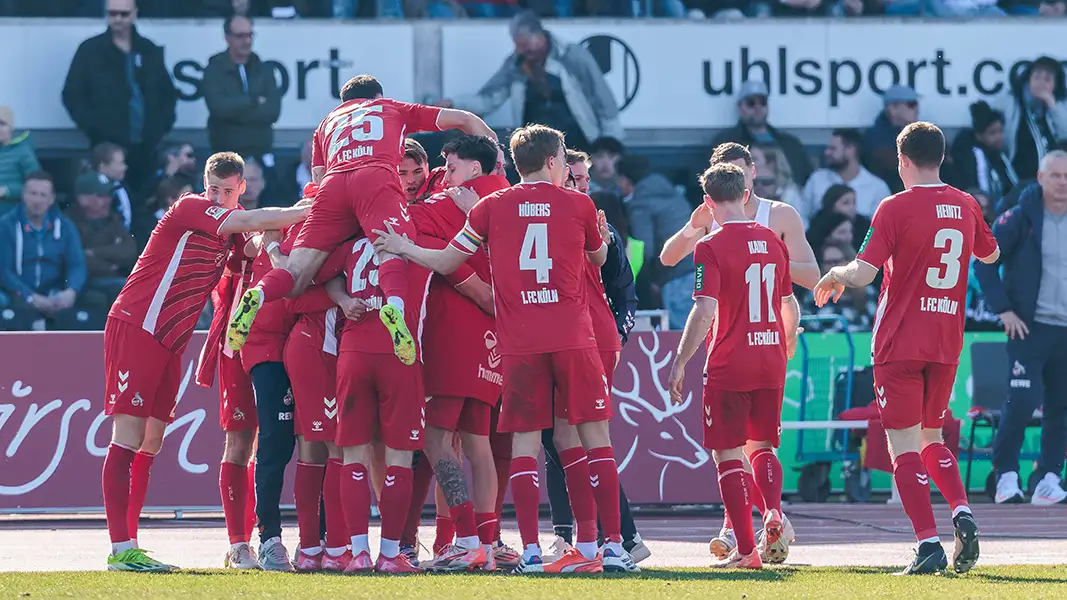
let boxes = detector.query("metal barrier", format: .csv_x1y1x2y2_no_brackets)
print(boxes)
794,314,858,464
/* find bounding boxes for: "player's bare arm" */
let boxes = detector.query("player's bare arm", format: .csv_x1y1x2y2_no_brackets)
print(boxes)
813,260,878,308
666,296,718,405
660,204,713,267
218,205,309,236
311,166,325,184
781,294,802,359
445,186,479,214
454,275,495,316
325,276,371,320
773,203,821,290
372,222,470,275
435,108,498,142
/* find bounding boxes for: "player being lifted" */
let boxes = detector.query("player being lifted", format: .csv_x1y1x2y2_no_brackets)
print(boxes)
226,74,495,365
813,122,999,575
375,125,639,574
667,163,800,570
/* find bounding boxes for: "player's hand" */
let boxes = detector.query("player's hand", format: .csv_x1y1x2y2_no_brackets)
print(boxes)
31,293,56,314
1033,89,1057,107
371,222,412,257
813,270,846,307
446,186,479,214
260,229,282,248
339,297,372,321
999,311,1029,340
294,197,314,210
690,203,713,231
786,326,803,359
667,361,686,405
597,210,611,244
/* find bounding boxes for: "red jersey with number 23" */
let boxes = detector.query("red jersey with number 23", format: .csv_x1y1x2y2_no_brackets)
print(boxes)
694,222,791,391
858,184,998,366
451,183,604,356
311,98,443,177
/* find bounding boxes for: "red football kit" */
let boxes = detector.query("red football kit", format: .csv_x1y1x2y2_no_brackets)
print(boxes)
218,245,258,431
240,224,301,372
105,194,240,423
587,259,622,389
451,182,609,433
334,238,433,450
413,175,509,436
858,184,998,429
296,98,444,253
284,285,345,443
693,222,792,451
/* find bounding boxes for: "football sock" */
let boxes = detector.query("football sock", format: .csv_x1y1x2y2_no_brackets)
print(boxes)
450,501,480,550
294,462,325,551
402,455,434,547
747,471,768,515
749,448,783,513
379,466,414,557
378,259,408,313
586,447,622,544
717,459,756,555
341,463,371,546
493,455,511,542
244,462,257,542
256,269,295,302
476,512,498,546
433,515,455,555
921,443,969,513
126,450,155,541
220,462,251,545
509,456,542,548
103,443,136,545
559,447,597,549
323,459,349,552
893,452,939,541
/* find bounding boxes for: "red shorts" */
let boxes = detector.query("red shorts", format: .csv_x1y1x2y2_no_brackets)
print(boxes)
284,336,338,442
488,403,511,459
702,386,783,451
425,396,491,436
335,351,425,451
294,167,414,252
873,361,957,430
219,351,258,431
103,318,182,423
600,349,619,391
499,347,610,433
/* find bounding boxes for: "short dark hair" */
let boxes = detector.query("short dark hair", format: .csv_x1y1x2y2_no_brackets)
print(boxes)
404,138,428,165
699,163,747,203
565,149,590,166
509,125,564,176
896,121,945,170
340,75,384,102
441,134,499,176
589,136,626,157
820,183,855,213
832,128,863,151
24,170,53,187
205,152,245,179
91,142,124,169
615,155,650,185
155,175,192,209
223,14,251,36
709,142,754,167
160,141,193,166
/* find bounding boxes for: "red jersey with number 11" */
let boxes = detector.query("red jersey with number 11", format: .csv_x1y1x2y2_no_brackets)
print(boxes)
857,184,998,366
311,98,443,177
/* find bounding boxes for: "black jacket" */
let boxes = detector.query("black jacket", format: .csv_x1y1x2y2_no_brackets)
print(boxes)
974,183,1044,325
601,223,637,344
950,129,1017,204
61,26,177,150
202,51,282,157
711,122,813,186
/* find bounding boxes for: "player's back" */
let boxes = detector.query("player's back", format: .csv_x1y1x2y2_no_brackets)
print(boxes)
698,222,791,390
313,98,442,176
859,185,997,365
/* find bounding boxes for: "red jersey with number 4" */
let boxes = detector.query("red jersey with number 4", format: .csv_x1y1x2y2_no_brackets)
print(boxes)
694,222,791,391
858,184,998,366
451,183,604,356
109,194,238,353
311,98,443,177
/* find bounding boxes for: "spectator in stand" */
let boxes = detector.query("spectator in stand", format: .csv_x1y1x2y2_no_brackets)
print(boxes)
66,171,137,317
331,0,404,17
952,101,1019,209
805,211,854,263
436,11,623,151
0,106,41,215
800,242,876,333
145,141,197,199
802,128,891,222
240,158,266,210
617,154,693,327
999,56,1067,182
711,80,811,187
975,150,1067,506
863,84,919,193
809,183,871,251
0,172,88,331
61,0,177,192
753,145,803,214
91,142,134,232
588,136,625,195
134,174,192,247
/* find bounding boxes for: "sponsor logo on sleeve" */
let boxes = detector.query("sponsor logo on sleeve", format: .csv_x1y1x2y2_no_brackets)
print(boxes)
205,206,228,220
694,264,704,292
858,226,874,254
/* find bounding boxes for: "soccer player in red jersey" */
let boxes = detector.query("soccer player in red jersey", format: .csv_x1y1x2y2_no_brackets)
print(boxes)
374,125,639,574
667,163,801,570
400,138,431,204
813,122,1000,575
101,153,309,572
227,74,495,367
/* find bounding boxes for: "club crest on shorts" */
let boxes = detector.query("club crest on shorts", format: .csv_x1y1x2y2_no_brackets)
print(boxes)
233,407,245,421
131,392,144,407
283,389,294,406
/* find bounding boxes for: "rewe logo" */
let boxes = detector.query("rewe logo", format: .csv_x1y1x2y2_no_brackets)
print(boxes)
876,386,887,409
324,397,337,420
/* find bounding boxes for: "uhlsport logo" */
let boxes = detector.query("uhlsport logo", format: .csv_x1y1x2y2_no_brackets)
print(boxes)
581,35,640,111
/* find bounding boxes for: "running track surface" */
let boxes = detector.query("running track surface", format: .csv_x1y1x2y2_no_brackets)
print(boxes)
2,504,1065,571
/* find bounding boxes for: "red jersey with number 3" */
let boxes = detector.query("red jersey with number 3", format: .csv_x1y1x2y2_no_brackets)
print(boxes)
311,98,443,177
857,184,998,366
694,222,791,391
109,194,238,352
451,183,604,356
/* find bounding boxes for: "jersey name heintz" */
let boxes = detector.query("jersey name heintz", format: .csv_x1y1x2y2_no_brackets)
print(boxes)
936,204,962,219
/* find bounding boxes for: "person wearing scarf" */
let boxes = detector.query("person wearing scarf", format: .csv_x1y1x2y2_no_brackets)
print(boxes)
952,100,1019,207
999,56,1067,181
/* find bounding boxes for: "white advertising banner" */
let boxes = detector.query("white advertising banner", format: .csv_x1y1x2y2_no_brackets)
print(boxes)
3,20,415,130
440,21,1066,129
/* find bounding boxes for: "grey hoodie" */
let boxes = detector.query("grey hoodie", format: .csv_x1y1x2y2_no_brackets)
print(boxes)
625,173,693,287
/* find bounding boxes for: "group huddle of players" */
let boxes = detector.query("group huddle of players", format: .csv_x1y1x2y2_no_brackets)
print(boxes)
96,73,999,577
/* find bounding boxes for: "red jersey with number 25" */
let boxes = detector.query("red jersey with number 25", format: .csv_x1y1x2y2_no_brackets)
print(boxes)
451,183,604,356
694,222,791,391
858,184,998,366
311,98,443,177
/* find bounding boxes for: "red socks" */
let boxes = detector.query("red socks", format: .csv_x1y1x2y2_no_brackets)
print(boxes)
377,258,409,305
402,456,435,547
102,443,136,544
257,268,295,302
341,463,371,537
586,447,622,544
379,466,414,543
476,512,497,546
451,501,478,541
127,451,154,540
559,447,598,544
433,515,455,554
220,462,250,545
493,455,510,542
921,443,969,513
509,456,541,548
295,462,325,550
893,452,939,541
749,448,783,513
717,459,756,554
323,459,348,550
245,463,257,541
